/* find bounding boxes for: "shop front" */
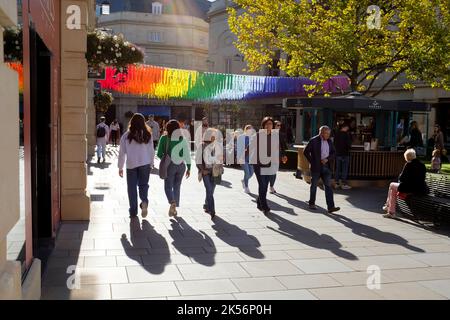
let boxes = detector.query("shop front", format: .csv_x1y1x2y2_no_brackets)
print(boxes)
284,93,431,183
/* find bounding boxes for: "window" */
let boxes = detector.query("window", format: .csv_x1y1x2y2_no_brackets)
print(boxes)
148,31,164,43
225,58,232,74
152,2,163,15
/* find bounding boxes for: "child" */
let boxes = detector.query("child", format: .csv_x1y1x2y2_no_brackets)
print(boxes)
431,149,441,173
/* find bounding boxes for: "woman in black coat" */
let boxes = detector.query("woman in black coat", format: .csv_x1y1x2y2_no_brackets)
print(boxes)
383,148,426,219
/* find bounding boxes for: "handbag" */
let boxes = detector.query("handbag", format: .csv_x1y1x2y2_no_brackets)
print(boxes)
159,137,171,179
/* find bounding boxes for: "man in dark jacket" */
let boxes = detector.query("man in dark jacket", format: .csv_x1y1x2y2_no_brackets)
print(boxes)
304,126,340,214
334,124,352,189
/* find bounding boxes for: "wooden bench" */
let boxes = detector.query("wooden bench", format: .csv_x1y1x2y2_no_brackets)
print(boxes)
396,173,450,226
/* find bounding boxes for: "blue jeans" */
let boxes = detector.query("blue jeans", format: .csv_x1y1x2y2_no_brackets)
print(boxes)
310,165,335,209
126,164,151,216
254,165,272,210
96,139,107,159
164,162,186,206
336,156,350,183
203,174,216,213
242,163,254,188
269,174,277,187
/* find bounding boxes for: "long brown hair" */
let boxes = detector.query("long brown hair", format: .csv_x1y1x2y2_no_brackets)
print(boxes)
127,113,152,144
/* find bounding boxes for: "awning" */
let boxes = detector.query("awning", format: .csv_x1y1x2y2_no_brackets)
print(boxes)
283,92,430,112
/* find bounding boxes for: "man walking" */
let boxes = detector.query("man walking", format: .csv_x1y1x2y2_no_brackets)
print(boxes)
96,116,110,163
146,115,160,149
334,123,352,189
304,126,340,214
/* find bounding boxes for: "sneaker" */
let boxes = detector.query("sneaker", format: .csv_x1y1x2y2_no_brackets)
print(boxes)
169,202,177,217
244,187,250,194
269,187,276,194
328,207,341,214
140,202,148,218
102,158,106,163
383,213,396,219
309,203,318,210
382,205,388,212
341,184,352,190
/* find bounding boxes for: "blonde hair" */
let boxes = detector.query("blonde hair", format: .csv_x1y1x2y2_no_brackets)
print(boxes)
432,149,441,158
404,148,417,162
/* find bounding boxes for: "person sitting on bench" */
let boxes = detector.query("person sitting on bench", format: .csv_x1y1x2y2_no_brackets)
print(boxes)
383,148,427,219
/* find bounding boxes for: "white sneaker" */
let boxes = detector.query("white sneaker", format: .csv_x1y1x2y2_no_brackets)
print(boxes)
341,184,352,190
244,187,250,194
269,187,276,194
169,202,177,217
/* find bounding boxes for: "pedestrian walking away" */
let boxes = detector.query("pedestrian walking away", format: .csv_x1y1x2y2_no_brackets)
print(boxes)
146,115,161,150
110,119,120,147
196,128,223,219
334,123,352,189
237,124,256,194
118,113,155,219
269,120,288,194
304,126,340,214
96,116,110,163
157,119,191,217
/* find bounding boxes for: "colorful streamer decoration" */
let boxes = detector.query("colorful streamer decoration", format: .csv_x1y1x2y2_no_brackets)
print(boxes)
6,62,23,94
98,64,350,101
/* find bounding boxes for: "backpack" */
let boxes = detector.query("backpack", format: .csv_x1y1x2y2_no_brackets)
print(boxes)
97,125,106,138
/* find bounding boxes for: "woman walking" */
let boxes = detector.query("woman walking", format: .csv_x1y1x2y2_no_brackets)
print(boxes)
110,119,120,147
157,120,191,217
238,125,255,194
253,117,278,214
118,113,154,218
196,128,223,219
269,121,288,194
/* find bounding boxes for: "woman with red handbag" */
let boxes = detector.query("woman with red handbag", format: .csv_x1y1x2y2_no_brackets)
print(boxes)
382,148,427,219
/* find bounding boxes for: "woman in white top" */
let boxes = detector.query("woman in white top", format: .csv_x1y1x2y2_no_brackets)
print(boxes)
110,119,120,147
118,113,155,218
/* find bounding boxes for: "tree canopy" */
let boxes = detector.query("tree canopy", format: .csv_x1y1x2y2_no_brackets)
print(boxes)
228,0,450,96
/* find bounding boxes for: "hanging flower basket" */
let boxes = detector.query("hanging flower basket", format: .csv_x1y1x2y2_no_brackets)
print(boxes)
94,91,114,114
86,30,144,73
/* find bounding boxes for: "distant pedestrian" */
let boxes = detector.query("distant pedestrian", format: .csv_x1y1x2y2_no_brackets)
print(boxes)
407,121,423,149
146,115,161,150
110,119,120,147
432,124,445,154
157,120,191,217
269,121,288,194
304,126,340,214
96,116,110,163
118,113,154,218
238,125,255,194
334,123,352,189
196,128,223,219
431,149,442,173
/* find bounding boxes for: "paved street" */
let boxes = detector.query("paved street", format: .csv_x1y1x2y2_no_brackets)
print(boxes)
42,146,450,300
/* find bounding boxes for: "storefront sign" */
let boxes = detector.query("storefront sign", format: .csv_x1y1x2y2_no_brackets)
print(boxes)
368,101,382,110
66,5,81,30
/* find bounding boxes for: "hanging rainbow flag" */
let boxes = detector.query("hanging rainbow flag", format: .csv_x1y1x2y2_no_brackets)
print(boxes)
98,64,349,101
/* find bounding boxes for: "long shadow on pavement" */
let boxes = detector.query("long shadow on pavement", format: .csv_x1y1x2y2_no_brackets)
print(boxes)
322,213,426,253
248,193,297,215
169,217,217,266
121,217,171,274
212,216,264,259
264,212,358,261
